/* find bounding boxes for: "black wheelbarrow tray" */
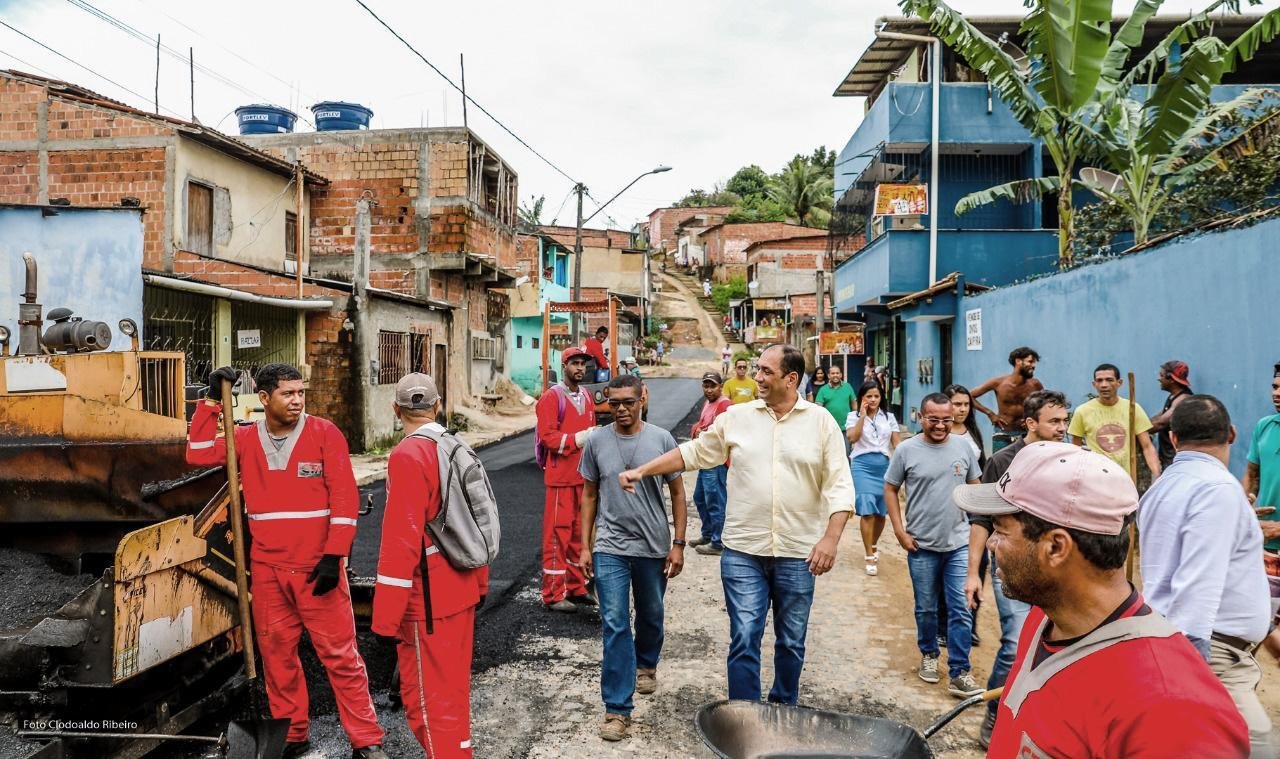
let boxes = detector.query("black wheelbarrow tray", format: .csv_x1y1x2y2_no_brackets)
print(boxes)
695,688,1001,759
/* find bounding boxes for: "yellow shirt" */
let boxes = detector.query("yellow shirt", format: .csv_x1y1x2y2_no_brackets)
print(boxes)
1067,397,1153,475
722,376,759,404
679,398,854,558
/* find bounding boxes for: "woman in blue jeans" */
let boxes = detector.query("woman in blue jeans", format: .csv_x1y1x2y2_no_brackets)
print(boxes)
845,381,901,576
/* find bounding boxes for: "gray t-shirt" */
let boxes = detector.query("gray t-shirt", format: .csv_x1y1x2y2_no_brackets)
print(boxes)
885,434,981,552
579,422,680,558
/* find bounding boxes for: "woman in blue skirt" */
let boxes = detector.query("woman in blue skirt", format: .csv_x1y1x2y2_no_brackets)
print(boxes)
845,380,901,576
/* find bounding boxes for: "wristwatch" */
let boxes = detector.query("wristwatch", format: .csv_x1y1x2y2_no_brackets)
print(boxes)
672,539,687,547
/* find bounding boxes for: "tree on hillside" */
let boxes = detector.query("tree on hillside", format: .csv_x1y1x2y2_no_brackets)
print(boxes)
674,184,740,208
799,146,837,175
725,165,771,201
518,195,545,228
768,157,834,228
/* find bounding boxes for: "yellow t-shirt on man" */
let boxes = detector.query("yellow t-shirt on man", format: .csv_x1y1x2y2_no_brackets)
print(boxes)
723,376,759,404
1067,397,1153,475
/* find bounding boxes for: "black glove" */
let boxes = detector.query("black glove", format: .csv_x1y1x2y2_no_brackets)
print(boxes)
306,554,342,596
205,366,239,399
373,631,401,647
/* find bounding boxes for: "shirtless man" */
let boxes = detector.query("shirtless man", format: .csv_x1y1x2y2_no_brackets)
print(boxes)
970,347,1043,452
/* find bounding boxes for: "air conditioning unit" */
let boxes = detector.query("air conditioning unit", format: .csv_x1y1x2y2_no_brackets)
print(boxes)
888,215,923,231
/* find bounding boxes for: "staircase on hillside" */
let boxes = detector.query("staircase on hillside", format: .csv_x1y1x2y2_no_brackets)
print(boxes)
666,269,735,341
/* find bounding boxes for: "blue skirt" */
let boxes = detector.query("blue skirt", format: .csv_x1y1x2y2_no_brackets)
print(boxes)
851,452,889,517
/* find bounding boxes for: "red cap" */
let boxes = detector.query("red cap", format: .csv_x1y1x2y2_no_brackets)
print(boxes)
952,441,1138,535
1165,360,1191,388
561,347,588,363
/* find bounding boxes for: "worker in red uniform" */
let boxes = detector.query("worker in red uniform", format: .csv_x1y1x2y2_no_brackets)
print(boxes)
583,325,610,379
373,373,488,758
952,441,1249,758
536,347,597,612
188,364,388,759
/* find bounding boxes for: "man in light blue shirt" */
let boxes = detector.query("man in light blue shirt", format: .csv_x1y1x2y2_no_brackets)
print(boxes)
1138,394,1272,756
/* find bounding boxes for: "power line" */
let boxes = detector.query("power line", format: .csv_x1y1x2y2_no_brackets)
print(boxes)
351,0,580,186
0,18,187,119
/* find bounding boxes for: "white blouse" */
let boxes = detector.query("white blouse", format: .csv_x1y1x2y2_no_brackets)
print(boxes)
953,429,982,460
845,410,900,459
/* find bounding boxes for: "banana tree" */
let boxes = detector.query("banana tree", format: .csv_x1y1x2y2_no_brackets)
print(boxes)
899,0,1276,266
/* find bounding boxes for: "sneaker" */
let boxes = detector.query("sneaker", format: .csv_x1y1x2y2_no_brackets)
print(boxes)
919,654,940,684
979,709,997,749
865,563,878,576
599,713,630,741
546,599,578,613
688,537,711,547
695,543,723,556
636,668,657,694
570,591,599,607
282,741,311,759
352,746,390,759
948,671,982,698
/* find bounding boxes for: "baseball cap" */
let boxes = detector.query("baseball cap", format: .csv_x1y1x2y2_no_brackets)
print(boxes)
951,441,1138,535
701,371,724,385
1165,360,1191,388
561,346,588,363
394,372,440,409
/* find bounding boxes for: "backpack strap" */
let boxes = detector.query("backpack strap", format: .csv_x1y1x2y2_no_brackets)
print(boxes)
404,426,444,634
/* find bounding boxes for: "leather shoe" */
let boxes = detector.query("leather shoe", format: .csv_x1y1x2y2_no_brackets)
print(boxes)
282,740,311,759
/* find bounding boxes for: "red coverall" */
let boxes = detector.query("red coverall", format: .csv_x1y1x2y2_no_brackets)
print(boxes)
535,384,595,604
582,336,609,373
373,428,488,758
186,402,383,748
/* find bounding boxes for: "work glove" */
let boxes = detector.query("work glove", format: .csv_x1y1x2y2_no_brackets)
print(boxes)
306,554,343,596
205,366,239,399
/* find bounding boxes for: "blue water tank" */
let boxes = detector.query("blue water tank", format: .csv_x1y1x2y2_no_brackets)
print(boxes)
234,104,297,135
311,101,373,132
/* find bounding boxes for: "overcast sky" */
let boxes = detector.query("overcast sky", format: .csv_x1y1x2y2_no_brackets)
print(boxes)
1,0,1144,228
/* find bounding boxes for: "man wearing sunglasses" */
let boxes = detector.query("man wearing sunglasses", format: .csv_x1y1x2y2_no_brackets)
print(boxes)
885,392,982,698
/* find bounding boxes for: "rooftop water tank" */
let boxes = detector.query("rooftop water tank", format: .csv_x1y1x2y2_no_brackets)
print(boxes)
234,104,297,135
311,101,373,132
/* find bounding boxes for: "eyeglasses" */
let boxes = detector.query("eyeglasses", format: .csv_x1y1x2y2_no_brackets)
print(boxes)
922,416,954,426
607,398,640,408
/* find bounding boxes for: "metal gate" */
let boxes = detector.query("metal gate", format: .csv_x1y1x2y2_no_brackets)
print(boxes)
229,301,299,377
143,286,214,385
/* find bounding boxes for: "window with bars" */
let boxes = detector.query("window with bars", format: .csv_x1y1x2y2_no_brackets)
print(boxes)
377,330,429,385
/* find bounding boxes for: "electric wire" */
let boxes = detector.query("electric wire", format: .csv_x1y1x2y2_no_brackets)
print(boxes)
352,0,580,187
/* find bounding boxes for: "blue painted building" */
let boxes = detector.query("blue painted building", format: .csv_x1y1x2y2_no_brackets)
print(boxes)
829,15,1280,426
508,232,571,395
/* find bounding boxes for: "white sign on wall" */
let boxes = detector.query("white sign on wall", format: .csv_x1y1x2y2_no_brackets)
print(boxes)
965,308,983,351
236,329,262,349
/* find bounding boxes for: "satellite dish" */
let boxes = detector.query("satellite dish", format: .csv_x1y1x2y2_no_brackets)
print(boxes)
997,32,1030,75
1080,167,1125,196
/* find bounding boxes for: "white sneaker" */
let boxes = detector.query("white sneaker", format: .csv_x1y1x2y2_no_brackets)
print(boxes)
949,671,982,697
919,654,941,684
865,563,878,576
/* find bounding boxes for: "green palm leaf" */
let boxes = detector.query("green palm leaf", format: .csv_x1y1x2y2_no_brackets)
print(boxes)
1225,8,1280,73
1021,0,1114,111
1097,0,1165,95
955,177,1062,215
1137,36,1228,158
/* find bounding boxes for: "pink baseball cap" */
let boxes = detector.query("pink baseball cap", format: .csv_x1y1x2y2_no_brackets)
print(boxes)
952,441,1138,535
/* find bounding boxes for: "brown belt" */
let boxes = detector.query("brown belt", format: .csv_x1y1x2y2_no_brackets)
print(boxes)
1211,631,1260,655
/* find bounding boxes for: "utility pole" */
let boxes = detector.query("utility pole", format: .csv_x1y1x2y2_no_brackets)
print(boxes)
571,182,585,342
189,47,194,121
353,198,373,451
154,34,160,115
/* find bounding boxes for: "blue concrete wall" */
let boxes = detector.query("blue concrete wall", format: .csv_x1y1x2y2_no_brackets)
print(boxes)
0,207,144,352
509,316,552,395
951,217,1280,475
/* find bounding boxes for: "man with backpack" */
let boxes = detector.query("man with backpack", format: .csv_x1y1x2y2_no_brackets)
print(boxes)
536,347,598,612
373,373,495,758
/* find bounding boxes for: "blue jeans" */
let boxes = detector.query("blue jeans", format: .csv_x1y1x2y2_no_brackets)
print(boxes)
595,553,667,716
693,465,728,545
987,556,1031,714
720,548,815,705
906,546,972,677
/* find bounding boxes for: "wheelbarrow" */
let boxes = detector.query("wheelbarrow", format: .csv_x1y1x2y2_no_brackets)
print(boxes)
695,688,1001,759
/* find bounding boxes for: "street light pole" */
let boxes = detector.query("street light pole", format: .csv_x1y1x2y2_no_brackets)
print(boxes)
571,165,671,342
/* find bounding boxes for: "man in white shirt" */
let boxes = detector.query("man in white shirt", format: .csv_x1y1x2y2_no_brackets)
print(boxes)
618,344,853,704
1139,394,1273,756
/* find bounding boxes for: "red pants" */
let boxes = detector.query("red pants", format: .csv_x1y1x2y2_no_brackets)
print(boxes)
542,485,587,604
250,562,383,747
396,611,476,757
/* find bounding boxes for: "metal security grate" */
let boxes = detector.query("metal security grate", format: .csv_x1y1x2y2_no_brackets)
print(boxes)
377,331,429,385
229,300,299,378
143,286,214,385
137,353,185,419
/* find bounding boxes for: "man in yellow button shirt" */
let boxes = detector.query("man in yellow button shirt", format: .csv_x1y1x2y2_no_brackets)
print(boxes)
1068,363,1161,480
723,357,759,404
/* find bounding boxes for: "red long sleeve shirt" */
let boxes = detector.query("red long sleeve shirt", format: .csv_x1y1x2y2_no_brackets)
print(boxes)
185,401,359,570
372,430,488,636
583,337,609,371
535,384,595,487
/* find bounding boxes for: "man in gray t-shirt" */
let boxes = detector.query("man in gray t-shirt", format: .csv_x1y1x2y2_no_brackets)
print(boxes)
577,376,687,741
884,393,981,697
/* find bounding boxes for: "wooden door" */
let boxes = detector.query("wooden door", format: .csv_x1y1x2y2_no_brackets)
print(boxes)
187,182,213,256
434,343,448,417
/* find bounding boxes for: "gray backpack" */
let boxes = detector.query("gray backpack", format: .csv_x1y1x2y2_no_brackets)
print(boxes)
407,426,500,569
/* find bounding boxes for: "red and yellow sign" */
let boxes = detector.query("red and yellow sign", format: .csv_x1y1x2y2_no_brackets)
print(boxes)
872,183,928,216
819,326,866,356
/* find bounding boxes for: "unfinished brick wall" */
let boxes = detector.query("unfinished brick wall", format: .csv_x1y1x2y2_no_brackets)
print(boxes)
304,309,360,443
704,223,827,268
0,152,38,202
48,148,168,267
540,225,635,250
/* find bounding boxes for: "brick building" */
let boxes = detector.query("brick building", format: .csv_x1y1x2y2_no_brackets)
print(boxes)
700,222,828,281
645,205,733,255
242,127,520,427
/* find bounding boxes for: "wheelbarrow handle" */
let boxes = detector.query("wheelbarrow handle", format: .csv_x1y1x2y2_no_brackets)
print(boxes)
922,687,1004,739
